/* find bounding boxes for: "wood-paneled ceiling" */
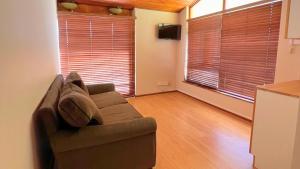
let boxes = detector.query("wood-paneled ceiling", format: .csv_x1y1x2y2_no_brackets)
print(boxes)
72,0,197,12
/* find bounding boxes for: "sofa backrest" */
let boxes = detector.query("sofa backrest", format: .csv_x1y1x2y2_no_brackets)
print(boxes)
38,74,64,136
33,74,64,169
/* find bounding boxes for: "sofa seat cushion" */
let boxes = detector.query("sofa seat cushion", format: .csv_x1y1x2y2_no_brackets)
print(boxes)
90,91,127,109
99,103,143,124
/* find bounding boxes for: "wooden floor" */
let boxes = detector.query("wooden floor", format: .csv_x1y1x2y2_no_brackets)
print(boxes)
128,92,253,169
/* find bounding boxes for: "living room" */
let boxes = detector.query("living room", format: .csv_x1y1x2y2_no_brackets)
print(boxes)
1,0,300,169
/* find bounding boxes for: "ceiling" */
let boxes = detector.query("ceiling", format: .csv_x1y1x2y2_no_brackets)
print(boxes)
73,0,197,12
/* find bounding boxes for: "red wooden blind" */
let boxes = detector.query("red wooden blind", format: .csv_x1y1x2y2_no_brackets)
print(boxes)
187,15,222,89
187,1,281,100
58,12,135,96
219,2,282,99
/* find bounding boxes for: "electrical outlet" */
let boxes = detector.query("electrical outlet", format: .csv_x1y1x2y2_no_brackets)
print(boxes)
157,81,169,86
289,39,300,54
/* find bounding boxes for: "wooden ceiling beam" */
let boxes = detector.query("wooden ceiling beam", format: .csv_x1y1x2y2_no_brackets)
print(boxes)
59,0,198,12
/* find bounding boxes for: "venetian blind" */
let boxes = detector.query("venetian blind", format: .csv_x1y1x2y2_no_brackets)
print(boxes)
58,12,135,96
187,1,281,100
187,15,222,89
219,1,282,99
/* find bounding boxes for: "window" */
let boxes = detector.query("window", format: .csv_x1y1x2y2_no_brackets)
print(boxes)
187,1,282,100
225,0,261,9
190,0,223,18
58,12,135,96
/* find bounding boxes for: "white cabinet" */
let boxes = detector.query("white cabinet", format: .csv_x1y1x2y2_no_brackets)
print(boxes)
287,0,300,38
250,80,300,169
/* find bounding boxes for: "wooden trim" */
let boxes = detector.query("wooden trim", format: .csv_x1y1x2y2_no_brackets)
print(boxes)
188,0,280,21
285,0,291,38
74,0,191,12
57,11,134,18
73,0,134,10
57,3,133,16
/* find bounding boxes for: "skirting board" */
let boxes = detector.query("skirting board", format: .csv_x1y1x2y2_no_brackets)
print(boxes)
176,89,252,121
134,90,177,97
132,89,252,121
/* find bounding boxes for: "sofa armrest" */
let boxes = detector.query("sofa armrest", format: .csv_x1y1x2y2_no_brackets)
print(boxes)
86,83,115,95
50,117,157,153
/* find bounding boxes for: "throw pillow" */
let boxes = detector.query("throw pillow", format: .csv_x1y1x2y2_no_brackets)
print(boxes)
58,83,103,127
65,71,89,94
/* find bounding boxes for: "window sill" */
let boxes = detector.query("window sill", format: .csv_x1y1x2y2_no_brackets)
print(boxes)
182,81,254,103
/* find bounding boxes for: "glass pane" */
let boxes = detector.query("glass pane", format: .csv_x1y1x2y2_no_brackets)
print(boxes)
226,0,261,9
190,0,223,18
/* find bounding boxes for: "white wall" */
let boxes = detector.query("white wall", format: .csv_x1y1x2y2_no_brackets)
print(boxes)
287,0,300,38
176,0,300,120
135,8,178,95
0,0,59,168
275,0,300,82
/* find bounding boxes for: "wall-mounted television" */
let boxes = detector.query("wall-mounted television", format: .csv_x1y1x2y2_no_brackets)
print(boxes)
158,24,181,40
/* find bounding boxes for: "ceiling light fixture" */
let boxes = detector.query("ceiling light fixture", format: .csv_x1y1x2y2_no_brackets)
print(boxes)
61,1,78,11
109,6,123,15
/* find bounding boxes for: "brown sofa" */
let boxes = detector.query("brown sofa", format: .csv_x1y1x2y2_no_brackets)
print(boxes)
36,75,157,169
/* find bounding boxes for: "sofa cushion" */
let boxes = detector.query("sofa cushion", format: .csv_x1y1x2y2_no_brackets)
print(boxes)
65,72,89,94
62,82,89,97
58,83,103,127
99,103,143,124
90,91,127,109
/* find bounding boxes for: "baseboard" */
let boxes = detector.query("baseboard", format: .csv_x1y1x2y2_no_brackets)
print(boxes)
134,90,177,97
176,90,252,121
133,89,251,121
